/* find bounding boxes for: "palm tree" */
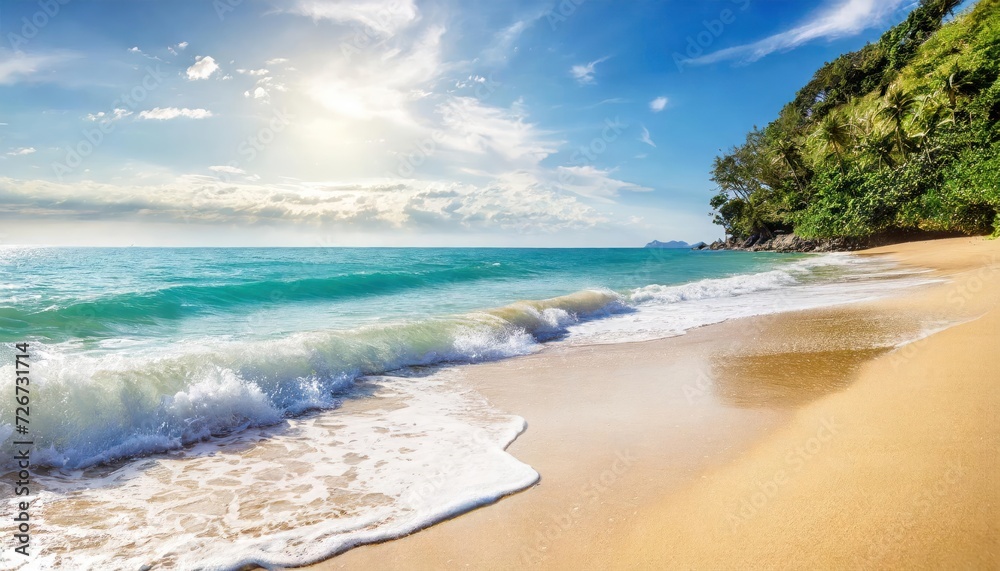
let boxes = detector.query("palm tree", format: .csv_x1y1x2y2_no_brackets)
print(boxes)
879,86,917,158
941,72,959,110
926,0,963,20
816,113,851,174
912,103,953,161
771,138,806,194
936,67,969,121
852,108,895,169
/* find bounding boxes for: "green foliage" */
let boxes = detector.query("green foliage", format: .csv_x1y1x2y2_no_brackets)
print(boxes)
926,143,1000,234
710,0,1000,240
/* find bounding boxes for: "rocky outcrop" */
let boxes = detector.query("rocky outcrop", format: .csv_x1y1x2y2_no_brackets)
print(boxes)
709,234,867,252
708,234,846,252
708,231,968,252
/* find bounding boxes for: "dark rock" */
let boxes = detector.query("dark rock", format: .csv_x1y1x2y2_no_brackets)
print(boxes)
710,230,969,253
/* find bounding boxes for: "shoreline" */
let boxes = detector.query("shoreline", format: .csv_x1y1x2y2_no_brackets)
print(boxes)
704,230,976,253
312,236,999,570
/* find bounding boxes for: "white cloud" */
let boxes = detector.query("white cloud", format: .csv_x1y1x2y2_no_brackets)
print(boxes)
85,108,132,122
649,96,668,112
286,0,420,36
127,46,165,62
583,98,628,110
555,165,652,200
209,165,246,174
257,75,288,91
0,52,64,85
692,0,908,65
639,125,656,148
237,68,269,76
0,175,604,233
481,10,547,65
244,87,269,100
265,58,289,65
570,56,610,85
7,147,36,156
186,55,220,80
455,75,488,88
437,97,560,168
306,25,445,126
138,107,213,120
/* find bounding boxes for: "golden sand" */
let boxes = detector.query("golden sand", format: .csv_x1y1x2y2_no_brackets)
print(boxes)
313,237,999,570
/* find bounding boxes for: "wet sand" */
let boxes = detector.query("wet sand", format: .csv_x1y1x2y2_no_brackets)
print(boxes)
314,237,1000,570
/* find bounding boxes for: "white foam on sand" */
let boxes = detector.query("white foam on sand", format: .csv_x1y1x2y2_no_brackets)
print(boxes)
3,371,538,570
563,254,941,344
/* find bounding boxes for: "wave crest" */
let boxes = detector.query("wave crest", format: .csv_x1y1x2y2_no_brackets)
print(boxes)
0,288,624,469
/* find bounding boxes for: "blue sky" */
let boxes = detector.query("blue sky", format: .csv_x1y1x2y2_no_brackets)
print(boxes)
0,0,938,246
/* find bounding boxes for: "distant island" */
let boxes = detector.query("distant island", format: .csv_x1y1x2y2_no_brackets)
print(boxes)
644,240,707,249
708,0,999,250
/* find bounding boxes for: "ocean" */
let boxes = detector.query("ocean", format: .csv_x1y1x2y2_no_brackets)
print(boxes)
0,247,932,569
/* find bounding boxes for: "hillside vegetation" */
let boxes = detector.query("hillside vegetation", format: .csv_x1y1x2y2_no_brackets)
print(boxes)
709,0,1000,242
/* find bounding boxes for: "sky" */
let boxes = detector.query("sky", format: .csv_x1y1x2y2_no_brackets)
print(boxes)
0,0,940,246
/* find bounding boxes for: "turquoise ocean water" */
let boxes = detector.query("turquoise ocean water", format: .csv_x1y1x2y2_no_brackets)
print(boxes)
0,247,929,569
0,247,801,344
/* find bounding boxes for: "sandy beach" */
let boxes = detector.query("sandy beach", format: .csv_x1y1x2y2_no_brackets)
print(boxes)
314,237,999,570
